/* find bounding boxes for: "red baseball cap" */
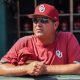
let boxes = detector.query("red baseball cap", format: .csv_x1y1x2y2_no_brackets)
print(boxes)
28,4,59,21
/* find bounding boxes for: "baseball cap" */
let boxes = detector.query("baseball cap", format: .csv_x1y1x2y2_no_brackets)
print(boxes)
27,4,59,21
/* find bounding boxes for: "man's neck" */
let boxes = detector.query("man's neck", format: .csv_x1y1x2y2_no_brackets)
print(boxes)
37,34,56,45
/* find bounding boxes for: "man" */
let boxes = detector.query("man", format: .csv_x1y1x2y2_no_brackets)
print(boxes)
0,3,80,76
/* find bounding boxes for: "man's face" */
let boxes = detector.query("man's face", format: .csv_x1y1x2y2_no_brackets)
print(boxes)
32,16,58,38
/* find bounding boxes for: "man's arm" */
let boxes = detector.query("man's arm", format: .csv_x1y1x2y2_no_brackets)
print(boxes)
0,63,31,76
45,64,80,74
0,63,80,76
0,61,44,76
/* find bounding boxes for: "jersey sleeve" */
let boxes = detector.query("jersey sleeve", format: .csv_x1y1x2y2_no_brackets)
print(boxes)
67,33,80,64
0,37,30,65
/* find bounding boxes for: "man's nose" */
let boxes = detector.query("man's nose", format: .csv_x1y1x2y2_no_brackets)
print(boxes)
36,21,42,26
37,20,42,25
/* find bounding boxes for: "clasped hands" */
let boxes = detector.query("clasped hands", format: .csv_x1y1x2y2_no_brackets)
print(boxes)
26,61,47,76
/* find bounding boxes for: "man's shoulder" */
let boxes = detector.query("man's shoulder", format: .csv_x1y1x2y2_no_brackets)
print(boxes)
19,35,34,40
17,35,35,43
57,31,73,37
56,31,74,42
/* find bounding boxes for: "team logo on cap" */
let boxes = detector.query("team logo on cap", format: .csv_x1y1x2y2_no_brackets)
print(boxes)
39,4,45,12
56,50,62,58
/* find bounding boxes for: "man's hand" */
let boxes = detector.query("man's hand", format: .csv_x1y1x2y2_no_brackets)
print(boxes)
27,61,47,76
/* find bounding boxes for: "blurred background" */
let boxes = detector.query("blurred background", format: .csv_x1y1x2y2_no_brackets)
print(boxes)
0,0,80,58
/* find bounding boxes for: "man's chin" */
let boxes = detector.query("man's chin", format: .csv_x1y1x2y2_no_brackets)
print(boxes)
35,33,44,37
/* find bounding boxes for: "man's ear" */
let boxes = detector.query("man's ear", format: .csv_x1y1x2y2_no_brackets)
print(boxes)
54,21,59,30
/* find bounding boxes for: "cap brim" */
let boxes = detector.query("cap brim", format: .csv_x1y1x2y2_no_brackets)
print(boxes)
27,14,49,18
27,14,34,18
27,14,58,21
